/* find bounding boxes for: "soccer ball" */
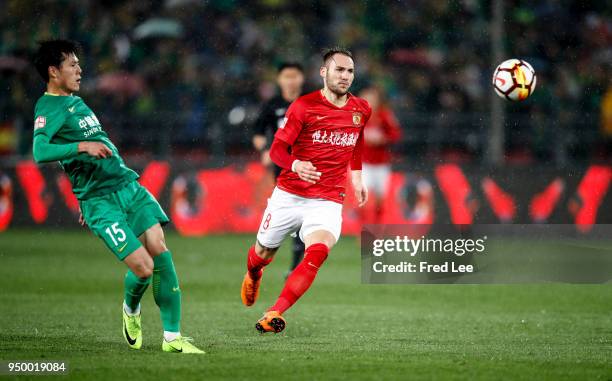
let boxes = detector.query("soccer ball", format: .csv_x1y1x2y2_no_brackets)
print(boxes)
492,59,537,101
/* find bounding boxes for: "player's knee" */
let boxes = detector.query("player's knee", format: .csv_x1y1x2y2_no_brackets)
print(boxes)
147,238,167,257
255,241,277,259
304,231,336,249
143,225,168,256
132,261,153,278
126,250,154,278
140,266,153,279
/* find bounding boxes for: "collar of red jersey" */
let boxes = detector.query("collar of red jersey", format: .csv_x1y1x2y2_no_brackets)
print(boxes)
319,89,353,109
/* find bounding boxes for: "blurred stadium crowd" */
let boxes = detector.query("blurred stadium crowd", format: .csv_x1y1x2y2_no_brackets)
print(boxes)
0,0,610,164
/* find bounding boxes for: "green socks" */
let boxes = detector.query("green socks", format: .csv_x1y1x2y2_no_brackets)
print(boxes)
152,251,181,332
124,270,151,312
123,251,181,332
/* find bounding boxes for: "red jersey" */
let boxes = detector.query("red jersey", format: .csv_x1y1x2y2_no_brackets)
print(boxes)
363,106,402,164
274,90,372,204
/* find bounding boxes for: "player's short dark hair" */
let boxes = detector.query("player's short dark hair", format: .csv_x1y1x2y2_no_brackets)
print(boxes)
33,39,81,83
278,62,304,74
322,47,354,66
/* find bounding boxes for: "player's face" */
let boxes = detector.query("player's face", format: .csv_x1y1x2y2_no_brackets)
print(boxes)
53,53,82,93
321,54,354,96
277,68,304,94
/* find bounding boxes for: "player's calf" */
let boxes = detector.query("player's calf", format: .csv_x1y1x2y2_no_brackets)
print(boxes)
241,244,275,306
250,243,277,279
268,243,329,314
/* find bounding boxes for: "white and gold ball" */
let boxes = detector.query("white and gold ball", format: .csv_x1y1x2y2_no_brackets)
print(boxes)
492,59,537,101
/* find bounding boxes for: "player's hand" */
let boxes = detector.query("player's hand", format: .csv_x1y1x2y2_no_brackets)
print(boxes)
78,141,112,159
352,178,368,207
261,149,272,166
294,160,321,184
78,207,87,227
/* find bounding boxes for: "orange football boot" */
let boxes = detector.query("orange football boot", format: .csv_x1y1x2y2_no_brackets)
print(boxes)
255,311,286,333
241,272,261,306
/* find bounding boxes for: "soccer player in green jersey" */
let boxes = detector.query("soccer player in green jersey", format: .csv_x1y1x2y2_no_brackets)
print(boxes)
32,39,203,354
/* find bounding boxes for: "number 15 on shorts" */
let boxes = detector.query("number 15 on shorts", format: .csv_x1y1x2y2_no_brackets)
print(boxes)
105,222,126,246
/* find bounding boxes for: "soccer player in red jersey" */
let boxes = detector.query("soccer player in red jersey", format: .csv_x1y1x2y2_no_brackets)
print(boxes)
359,86,402,223
240,48,372,333
252,63,306,277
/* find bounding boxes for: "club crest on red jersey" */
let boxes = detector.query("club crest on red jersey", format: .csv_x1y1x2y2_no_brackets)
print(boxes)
352,112,362,125
34,116,46,130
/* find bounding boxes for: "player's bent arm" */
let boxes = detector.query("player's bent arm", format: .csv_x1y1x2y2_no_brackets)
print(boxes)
269,138,320,184
77,141,113,159
269,138,295,170
32,134,80,163
33,136,112,163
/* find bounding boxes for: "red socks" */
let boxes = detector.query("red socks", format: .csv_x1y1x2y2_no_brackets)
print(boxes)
247,242,330,313
247,245,273,281
269,243,329,313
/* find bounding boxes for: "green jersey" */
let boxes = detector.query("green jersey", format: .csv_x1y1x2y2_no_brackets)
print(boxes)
33,93,138,199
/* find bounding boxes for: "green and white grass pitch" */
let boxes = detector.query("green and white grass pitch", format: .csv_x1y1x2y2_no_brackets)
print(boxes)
0,229,610,380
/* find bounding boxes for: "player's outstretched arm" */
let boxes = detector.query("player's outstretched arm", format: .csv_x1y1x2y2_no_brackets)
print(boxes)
33,135,112,163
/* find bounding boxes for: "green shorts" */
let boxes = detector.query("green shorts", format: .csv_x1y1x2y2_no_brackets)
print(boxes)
79,181,169,261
